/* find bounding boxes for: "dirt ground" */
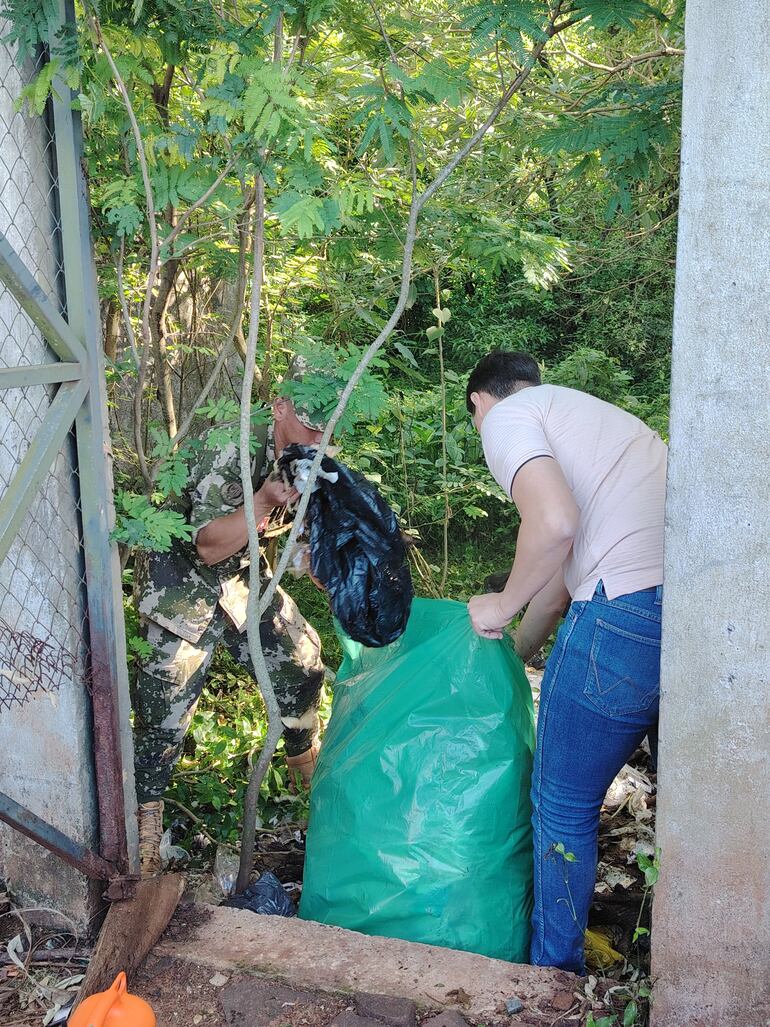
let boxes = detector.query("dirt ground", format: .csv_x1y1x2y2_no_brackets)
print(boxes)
132,954,349,1027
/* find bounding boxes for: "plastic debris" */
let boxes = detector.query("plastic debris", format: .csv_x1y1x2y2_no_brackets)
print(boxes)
222,870,297,917
159,828,189,867
584,927,623,970
278,450,339,494
214,844,240,898
300,598,535,962
505,998,524,1015
278,445,413,647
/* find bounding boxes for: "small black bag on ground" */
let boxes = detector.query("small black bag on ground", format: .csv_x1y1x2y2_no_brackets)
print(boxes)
222,871,297,917
278,445,413,648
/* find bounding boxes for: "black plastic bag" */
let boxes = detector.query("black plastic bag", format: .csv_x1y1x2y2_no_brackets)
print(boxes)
278,445,413,647
222,871,297,917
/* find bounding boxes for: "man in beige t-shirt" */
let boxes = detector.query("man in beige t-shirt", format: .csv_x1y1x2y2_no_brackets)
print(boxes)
466,350,666,973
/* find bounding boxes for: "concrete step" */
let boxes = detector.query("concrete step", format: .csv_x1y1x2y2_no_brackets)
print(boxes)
154,904,581,1023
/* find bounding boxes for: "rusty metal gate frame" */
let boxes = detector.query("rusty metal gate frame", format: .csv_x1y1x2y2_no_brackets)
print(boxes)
0,0,139,898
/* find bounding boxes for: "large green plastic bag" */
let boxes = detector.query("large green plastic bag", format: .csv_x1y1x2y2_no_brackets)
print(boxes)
299,597,536,962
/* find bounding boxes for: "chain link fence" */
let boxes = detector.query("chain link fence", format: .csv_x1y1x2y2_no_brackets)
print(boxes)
0,35,89,717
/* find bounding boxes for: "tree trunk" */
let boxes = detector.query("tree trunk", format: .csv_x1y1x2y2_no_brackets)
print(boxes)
150,258,181,440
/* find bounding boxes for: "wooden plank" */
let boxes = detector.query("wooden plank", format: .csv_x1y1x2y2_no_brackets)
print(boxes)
73,875,185,1007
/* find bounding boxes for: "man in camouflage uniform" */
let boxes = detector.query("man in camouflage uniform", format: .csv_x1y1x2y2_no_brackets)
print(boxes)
132,360,329,873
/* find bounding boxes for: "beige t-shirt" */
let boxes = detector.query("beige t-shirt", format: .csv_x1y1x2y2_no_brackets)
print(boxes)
480,384,667,601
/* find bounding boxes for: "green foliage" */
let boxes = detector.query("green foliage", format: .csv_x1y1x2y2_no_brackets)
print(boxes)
461,0,550,56
15,60,65,115
154,453,190,495
352,84,412,162
273,191,330,239
1,0,58,60
122,568,153,671
111,491,192,550
460,217,572,284
585,974,652,1027
636,847,660,888
546,347,633,403
632,846,660,955
623,1001,640,1027
242,62,307,141
573,0,666,31
127,633,154,664
166,646,333,845
537,84,679,217
278,342,389,435
554,841,578,863
388,59,469,107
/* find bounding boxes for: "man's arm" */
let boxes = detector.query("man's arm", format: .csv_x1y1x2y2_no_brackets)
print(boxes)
468,456,578,638
196,477,297,566
513,567,570,663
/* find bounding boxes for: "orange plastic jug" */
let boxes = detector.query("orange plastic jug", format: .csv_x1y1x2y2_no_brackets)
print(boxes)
69,972,156,1027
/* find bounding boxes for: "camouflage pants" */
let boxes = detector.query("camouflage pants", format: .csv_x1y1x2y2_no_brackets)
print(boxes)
131,588,324,803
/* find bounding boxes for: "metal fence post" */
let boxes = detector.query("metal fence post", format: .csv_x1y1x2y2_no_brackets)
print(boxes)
48,0,139,877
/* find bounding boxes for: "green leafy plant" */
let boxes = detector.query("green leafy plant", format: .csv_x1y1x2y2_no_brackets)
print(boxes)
278,343,389,435
111,491,192,551
633,846,661,943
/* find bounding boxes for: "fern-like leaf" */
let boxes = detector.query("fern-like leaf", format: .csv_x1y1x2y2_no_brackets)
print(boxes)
572,0,667,31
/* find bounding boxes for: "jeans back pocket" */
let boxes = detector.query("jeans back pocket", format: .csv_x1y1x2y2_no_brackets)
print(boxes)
585,618,661,717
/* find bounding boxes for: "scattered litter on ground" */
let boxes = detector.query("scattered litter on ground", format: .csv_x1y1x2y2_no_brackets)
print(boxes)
0,912,90,1027
584,928,623,971
213,844,240,899
222,870,297,917
68,970,154,1027
161,828,190,868
592,718,658,979
133,954,348,1027
594,863,637,895
603,764,654,814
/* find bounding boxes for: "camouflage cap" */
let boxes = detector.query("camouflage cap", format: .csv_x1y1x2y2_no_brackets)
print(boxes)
280,354,340,431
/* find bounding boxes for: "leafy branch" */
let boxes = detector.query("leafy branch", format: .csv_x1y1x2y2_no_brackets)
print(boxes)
256,0,569,621
85,6,159,486
236,174,279,893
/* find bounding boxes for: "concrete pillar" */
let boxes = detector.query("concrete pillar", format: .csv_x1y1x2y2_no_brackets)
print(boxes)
0,36,100,929
651,2,770,1025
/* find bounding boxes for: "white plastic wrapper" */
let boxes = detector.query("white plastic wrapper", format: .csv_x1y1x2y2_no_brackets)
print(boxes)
159,828,189,867
214,843,240,898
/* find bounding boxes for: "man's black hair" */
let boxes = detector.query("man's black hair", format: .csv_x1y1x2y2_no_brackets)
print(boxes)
466,351,542,413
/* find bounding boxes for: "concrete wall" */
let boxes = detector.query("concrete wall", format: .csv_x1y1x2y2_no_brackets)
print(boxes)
0,36,100,929
651,2,770,1025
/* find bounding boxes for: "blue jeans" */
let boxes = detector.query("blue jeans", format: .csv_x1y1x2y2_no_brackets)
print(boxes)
530,580,662,973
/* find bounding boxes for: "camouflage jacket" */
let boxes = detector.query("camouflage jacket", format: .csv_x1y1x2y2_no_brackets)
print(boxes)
134,420,278,643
